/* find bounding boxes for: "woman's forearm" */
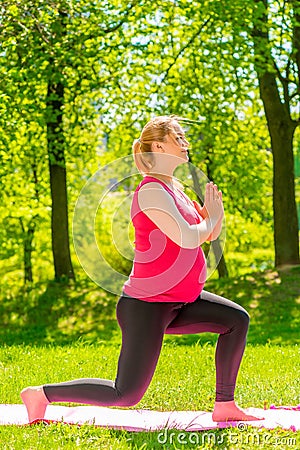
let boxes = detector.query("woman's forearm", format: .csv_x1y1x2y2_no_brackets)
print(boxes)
195,203,223,242
207,216,223,241
191,217,220,246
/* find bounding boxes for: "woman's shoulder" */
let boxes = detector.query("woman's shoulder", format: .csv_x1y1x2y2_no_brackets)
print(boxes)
139,180,165,191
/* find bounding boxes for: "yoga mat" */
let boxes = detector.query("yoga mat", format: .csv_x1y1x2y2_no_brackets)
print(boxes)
0,405,299,431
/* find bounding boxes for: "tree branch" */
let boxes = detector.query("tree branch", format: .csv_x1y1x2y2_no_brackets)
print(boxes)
252,0,292,120
273,60,290,111
289,90,300,101
290,0,300,87
160,17,212,86
33,21,51,45
101,0,140,34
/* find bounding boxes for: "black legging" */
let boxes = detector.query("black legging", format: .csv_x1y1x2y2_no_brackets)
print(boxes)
43,290,249,405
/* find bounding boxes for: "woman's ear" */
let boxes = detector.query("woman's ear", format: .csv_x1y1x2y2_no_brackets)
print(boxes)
151,141,164,152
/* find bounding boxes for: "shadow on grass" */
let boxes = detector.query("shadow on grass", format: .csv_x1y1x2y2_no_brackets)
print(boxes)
0,277,120,346
0,266,299,347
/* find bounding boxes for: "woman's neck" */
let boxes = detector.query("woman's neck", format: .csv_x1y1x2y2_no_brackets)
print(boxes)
147,172,174,185
146,172,184,193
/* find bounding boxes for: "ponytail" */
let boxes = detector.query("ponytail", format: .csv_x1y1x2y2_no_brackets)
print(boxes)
132,139,155,174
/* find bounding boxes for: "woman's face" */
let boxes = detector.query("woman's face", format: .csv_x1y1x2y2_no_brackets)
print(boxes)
148,121,190,173
164,123,190,162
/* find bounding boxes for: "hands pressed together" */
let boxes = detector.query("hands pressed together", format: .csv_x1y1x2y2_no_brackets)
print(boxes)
201,182,224,223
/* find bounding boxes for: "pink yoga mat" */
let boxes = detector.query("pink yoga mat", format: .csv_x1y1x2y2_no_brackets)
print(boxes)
0,405,299,431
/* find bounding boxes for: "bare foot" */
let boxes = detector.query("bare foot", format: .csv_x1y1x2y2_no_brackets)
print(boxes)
212,400,264,422
20,386,49,423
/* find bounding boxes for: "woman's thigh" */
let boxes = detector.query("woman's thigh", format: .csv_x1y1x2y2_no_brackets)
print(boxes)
115,296,182,397
165,290,249,335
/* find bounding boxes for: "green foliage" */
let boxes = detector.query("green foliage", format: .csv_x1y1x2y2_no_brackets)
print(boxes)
1,0,298,282
95,191,134,277
225,211,273,252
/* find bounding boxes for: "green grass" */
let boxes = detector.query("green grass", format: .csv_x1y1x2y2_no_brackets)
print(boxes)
0,266,299,449
0,343,299,449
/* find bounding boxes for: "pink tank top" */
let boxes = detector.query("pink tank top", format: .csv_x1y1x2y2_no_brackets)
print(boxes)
122,176,207,302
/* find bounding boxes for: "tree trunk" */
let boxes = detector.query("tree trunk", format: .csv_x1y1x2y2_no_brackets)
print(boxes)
46,81,75,281
252,0,300,267
268,105,299,266
24,221,35,283
188,159,229,278
20,218,35,284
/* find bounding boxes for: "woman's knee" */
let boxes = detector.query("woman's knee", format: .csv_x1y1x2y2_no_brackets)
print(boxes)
233,308,250,332
116,389,144,407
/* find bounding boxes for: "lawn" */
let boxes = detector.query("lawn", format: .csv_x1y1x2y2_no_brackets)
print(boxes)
0,266,299,449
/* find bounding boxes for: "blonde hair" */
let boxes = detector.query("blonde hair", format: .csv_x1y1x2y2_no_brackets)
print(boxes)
133,115,182,174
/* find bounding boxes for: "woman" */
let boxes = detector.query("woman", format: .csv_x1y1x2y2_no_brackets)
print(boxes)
21,115,260,422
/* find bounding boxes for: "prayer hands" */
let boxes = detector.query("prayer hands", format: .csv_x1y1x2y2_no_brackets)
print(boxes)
202,182,224,222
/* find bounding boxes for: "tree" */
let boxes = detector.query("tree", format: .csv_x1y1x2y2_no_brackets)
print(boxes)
0,0,146,281
252,0,300,266
0,123,51,283
116,0,273,273
123,0,298,268
188,153,229,278
2,0,295,286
